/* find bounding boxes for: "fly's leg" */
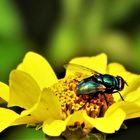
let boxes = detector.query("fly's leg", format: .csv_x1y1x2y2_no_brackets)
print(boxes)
103,93,109,106
112,91,124,101
117,91,124,101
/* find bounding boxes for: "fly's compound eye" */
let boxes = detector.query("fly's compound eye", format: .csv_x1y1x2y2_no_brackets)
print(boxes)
116,76,126,91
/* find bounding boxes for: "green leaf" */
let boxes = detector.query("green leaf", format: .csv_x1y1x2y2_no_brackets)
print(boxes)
121,123,128,130
0,126,46,140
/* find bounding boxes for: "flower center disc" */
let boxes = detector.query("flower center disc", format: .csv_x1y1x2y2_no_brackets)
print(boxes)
51,74,115,118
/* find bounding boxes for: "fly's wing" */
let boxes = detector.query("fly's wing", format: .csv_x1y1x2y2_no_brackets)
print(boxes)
64,63,100,78
76,78,106,95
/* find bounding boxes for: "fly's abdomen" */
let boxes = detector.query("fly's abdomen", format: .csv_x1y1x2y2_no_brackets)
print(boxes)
76,80,105,95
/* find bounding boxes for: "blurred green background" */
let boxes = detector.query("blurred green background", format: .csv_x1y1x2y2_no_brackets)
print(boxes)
0,0,140,139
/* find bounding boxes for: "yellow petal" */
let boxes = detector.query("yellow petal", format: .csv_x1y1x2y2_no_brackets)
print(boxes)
121,74,140,96
13,101,43,126
107,63,138,89
114,74,140,102
17,63,23,70
43,120,66,136
66,53,107,76
107,63,126,75
42,108,125,136
0,82,9,102
12,99,44,126
0,107,19,132
107,63,138,85
31,88,64,121
66,109,125,133
0,91,45,132
125,87,140,105
66,110,86,126
12,115,39,126
8,70,41,109
42,110,85,136
84,108,125,133
106,101,140,120
17,52,58,89
107,63,140,101
113,75,140,102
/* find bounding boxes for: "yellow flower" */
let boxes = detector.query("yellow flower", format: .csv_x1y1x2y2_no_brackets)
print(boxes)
0,52,140,138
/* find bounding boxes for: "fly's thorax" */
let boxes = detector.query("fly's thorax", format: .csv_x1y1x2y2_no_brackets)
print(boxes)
97,74,116,89
50,73,115,118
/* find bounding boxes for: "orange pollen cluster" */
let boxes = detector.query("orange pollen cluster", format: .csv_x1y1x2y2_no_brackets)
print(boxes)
51,74,115,118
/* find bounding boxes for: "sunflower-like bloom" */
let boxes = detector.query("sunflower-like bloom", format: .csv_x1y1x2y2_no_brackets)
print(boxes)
0,52,140,139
